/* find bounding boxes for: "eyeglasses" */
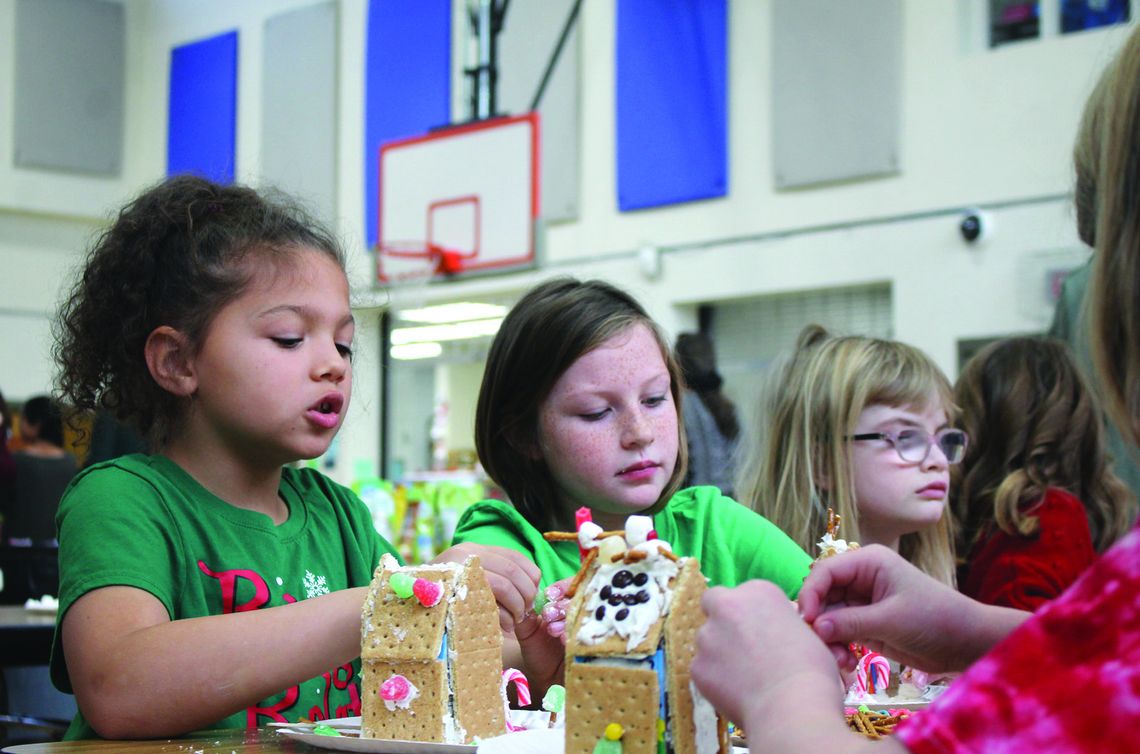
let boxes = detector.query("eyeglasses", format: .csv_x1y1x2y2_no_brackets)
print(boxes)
848,428,969,465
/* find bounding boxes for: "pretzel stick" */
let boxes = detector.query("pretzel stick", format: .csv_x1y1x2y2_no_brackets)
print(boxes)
564,548,598,598
543,529,626,542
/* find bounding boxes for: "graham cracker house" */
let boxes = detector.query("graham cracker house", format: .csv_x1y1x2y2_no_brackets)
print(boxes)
560,515,729,754
360,553,505,743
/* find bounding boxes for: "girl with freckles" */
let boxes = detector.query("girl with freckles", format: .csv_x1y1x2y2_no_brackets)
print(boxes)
450,277,811,694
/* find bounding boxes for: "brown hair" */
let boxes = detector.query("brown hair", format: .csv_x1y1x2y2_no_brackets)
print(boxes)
675,332,739,441
953,337,1135,555
474,277,688,531
54,175,345,449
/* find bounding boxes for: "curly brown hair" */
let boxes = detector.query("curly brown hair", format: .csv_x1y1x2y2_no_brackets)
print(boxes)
953,337,1135,556
53,175,345,449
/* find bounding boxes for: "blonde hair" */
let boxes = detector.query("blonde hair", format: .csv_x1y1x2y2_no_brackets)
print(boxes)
1090,26,1140,447
738,325,958,585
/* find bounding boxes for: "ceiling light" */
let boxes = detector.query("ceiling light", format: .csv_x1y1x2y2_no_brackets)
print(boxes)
390,342,443,360
391,317,504,345
398,302,508,324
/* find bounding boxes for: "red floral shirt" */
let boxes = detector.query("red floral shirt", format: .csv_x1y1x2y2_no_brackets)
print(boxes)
959,488,1097,611
897,522,1140,754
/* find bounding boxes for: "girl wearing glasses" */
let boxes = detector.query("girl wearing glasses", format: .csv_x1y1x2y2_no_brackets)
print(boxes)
952,336,1134,610
739,324,963,586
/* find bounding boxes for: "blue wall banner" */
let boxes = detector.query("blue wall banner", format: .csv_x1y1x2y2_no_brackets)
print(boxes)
616,0,727,211
365,0,452,247
167,30,238,183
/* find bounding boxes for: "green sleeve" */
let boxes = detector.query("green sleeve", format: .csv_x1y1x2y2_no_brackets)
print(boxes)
655,487,812,597
451,499,581,592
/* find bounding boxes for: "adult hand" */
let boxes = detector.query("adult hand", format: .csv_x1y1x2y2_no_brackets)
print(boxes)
693,581,850,752
799,545,1028,674
433,543,540,631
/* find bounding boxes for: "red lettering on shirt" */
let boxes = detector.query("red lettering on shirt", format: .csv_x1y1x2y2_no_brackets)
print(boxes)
247,684,299,727
197,560,271,613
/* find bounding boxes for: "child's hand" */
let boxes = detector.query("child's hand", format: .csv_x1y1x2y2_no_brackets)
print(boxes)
513,597,567,698
433,543,540,631
537,578,574,642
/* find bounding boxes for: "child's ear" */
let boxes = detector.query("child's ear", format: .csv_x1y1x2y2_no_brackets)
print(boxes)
145,326,197,397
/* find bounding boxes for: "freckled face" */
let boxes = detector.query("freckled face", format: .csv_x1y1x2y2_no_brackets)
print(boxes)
537,323,679,529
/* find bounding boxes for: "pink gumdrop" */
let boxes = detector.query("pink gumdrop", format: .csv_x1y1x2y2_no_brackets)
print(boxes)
413,578,443,607
380,675,411,702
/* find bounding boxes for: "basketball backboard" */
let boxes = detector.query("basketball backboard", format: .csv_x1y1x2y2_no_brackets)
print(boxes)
377,112,539,284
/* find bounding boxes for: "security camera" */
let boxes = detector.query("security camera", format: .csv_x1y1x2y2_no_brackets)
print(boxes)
959,210,990,244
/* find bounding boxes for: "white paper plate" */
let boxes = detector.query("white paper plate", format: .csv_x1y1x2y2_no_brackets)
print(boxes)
274,717,475,754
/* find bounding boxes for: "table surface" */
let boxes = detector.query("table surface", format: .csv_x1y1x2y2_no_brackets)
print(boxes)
0,607,57,628
1,728,312,753
0,606,56,668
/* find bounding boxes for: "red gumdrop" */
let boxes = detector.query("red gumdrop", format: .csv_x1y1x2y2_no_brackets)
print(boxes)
413,578,443,607
380,674,411,702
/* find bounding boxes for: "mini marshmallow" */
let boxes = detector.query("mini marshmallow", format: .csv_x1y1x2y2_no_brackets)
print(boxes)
578,521,604,550
625,515,655,546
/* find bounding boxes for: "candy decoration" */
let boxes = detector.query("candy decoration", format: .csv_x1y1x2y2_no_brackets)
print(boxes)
312,724,342,737
502,668,532,732
593,723,624,754
853,651,891,696
412,578,444,607
625,516,654,546
542,684,566,727
389,572,415,599
576,507,594,559
379,674,420,711
596,535,627,564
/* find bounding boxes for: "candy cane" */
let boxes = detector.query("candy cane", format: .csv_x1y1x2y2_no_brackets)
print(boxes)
502,668,532,732
854,652,891,695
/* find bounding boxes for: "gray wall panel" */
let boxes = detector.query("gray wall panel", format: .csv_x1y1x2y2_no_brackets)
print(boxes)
261,2,338,224
497,0,580,222
14,0,125,175
772,0,902,188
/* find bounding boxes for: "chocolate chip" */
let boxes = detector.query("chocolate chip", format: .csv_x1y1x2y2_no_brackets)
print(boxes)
636,590,650,603
600,585,612,600
608,595,624,607
633,573,649,587
612,570,634,588
595,605,606,620
616,608,629,621
623,594,639,606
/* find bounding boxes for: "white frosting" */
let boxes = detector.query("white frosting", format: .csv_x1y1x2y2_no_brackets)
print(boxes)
690,680,719,754
392,626,407,641
576,555,679,652
816,533,856,559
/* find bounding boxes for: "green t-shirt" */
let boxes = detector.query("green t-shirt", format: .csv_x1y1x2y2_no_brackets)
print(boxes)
50,454,399,739
451,486,811,598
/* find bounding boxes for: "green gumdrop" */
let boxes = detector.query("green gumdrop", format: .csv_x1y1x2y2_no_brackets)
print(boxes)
542,684,566,713
390,572,416,599
593,738,622,754
312,724,342,737
533,588,549,613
